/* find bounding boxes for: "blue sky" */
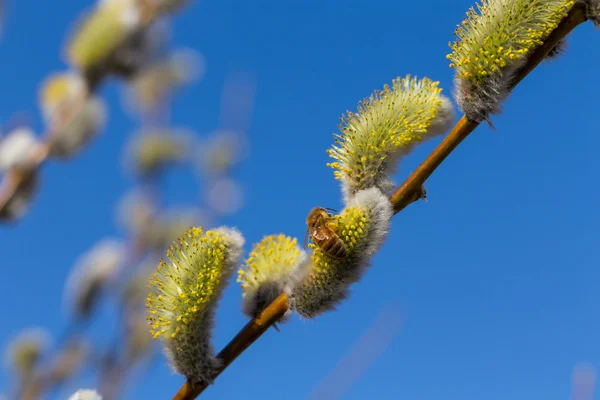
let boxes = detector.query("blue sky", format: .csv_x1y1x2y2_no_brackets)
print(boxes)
0,0,599,399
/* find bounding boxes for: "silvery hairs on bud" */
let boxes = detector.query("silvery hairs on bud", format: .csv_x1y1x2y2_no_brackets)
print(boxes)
546,39,568,59
0,128,40,172
63,239,125,320
48,98,106,159
582,0,600,26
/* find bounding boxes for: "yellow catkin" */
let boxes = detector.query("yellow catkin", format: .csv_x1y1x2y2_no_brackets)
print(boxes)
327,75,453,202
238,234,306,318
145,226,243,385
447,0,574,83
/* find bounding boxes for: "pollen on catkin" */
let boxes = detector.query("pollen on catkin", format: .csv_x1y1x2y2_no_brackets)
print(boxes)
291,187,393,319
145,226,244,385
237,235,308,319
327,75,454,204
447,0,574,123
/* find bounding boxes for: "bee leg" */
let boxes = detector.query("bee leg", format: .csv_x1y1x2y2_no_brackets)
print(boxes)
272,322,281,332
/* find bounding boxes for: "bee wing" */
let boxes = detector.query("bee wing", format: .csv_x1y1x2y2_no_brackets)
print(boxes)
303,227,311,249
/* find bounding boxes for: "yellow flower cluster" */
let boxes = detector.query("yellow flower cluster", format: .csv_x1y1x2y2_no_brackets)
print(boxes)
448,0,574,82
147,228,226,340
238,234,306,318
146,226,243,384
327,75,453,203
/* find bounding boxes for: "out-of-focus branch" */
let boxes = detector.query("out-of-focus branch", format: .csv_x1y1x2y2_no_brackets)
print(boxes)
171,5,589,399
0,3,174,221
0,144,48,220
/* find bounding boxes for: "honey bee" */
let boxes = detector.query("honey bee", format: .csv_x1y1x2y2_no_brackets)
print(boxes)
304,207,347,259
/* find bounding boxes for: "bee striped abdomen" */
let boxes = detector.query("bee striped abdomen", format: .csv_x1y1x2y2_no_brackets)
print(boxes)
317,235,347,259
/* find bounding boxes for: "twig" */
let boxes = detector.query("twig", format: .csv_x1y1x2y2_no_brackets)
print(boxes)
170,4,589,399
172,293,289,400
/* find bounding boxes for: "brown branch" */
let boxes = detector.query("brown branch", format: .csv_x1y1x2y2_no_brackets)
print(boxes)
171,4,589,399
172,293,289,400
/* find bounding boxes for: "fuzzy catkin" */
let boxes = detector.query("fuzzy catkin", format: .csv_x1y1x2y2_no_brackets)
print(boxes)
291,188,393,318
327,75,454,204
67,1,141,72
48,99,106,159
238,235,308,319
0,128,40,172
146,227,244,385
447,0,574,123
5,328,50,378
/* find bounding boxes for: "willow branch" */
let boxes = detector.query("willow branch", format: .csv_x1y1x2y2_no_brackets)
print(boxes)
172,5,588,399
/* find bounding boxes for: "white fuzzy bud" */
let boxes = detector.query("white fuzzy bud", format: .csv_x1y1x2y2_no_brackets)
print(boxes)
68,389,102,400
0,128,40,172
64,239,125,319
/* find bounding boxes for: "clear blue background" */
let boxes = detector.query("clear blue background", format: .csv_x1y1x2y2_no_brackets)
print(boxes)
0,0,598,399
